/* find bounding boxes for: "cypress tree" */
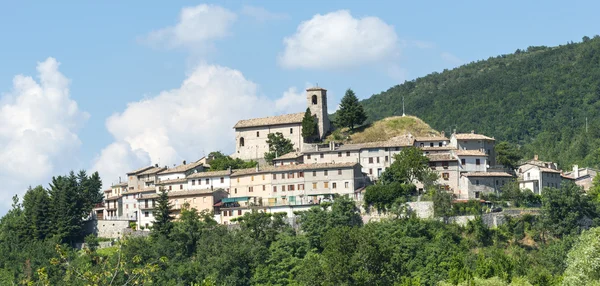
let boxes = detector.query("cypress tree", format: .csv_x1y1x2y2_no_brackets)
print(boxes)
301,107,317,142
152,188,174,237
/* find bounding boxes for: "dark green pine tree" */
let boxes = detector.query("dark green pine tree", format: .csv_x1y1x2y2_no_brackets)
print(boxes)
49,173,84,244
301,107,317,142
152,188,174,237
336,89,367,131
22,186,52,240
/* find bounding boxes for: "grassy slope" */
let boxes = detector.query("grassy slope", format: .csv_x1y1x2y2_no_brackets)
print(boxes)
328,116,439,143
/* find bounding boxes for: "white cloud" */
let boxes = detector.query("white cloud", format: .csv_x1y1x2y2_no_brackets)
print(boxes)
0,58,88,211
279,10,399,69
241,5,288,22
275,87,306,114
141,4,237,49
92,64,282,181
441,52,464,66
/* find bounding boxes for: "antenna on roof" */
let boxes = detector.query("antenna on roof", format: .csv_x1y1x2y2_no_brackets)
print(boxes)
402,96,406,117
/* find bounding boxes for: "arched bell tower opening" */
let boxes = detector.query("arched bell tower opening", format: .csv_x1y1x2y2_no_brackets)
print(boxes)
306,87,330,139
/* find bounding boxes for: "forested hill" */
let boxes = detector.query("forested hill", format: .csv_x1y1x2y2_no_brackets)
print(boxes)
359,36,600,169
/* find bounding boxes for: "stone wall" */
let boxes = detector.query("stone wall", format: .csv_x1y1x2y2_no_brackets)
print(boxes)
97,220,131,239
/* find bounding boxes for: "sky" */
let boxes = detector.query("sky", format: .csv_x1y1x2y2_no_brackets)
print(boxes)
0,1,598,213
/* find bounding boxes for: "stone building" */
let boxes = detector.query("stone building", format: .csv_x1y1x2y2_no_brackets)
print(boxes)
563,165,598,191
517,155,562,194
233,87,331,160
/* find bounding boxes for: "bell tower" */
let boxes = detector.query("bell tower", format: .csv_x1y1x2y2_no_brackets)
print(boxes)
306,87,330,139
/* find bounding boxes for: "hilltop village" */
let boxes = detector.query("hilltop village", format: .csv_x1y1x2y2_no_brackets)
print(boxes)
96,87,594,230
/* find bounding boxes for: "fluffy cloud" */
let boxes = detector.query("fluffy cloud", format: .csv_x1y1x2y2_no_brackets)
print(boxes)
275,87,306,114
92,64,298,182
241,5,288,22
142,4,237,49
0,58,88,210
279,10,399,69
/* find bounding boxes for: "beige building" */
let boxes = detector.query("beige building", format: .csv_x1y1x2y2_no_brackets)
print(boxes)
517,156,562,195
460,172,514,199
233,87,331,160
450,131,497,167
427,153,460,194
564,165,598,191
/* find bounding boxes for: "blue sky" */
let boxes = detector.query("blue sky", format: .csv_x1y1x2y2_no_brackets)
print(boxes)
0,1,597,211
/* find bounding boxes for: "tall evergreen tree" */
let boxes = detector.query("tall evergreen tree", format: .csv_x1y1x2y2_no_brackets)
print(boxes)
336,89,367,131
152,188,174,237
22,186,51,240
301,108,317,142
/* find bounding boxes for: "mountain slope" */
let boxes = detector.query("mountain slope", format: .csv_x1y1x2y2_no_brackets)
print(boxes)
328,116,439,143
358,36,600,168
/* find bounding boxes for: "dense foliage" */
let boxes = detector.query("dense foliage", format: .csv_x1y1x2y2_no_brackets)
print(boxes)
264,132,295,164
301,107,318,142
207,151,257,171
357,36,600,168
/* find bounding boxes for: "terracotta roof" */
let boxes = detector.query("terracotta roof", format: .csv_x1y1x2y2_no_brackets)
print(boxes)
539,167,561,174
158,160,204,175
126,166,154,175
463,172,514,177
187,170,231,179
234,112,304,129
137,166,166,176
415,136,448,142
140,189,219,199
231,162,359,177
427,153,456,162
561,174,575,180
124,187,156,194
306,87,327,91
103,189,112,193
156,178,188,185
454,133,495,140
456,150,487,156
111,182,128,188
273,152,302,161
420,146,456,151
105,195,122,200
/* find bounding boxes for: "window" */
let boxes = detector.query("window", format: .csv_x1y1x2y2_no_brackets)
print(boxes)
475,180,479,186
496,180,499,185
249,186,253,192
430,142,434,147
442,161,449,169
282,185,286,192
290,128,293,134
239,137,245,147
237,178,240,183
238,210,242,216
145,212,149,217
307,154,311,159
313,171,317,176
395,147,400,151
273,174,277,179
126,204,129,209
439,142,443,147
461,159,466,165
377,157,380,163
134,204,136,208
320,153,324,158
332,183,337,189
385,156,389,162
289,185,295,191
312,182,317,189
207,178,210,185
281,174,285,179
312,95,318,104
475,192,480,199
369,168,373,175
262,175,265,180
180,184,183,190
476,159,481,165
299,171,304,178
324,170,328,176
234,188,237,194
429,162,436,168
338,169,342,175
220,177,224,183
169,186,172,191
442,173,449,180
192,180,196,186
262,185,266,191
346,151,351,157
324,182,329,188
273,186,277,192
345,182,349,188
420,143,424,147
251,176,254,181
338,152,342,157
298,184,304,190
288,172,294,179
369,157,374,164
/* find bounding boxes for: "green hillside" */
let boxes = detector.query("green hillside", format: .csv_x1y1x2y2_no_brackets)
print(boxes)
328,115,439,143
358,36,600,168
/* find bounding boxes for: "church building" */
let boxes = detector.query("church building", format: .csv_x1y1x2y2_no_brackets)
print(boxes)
233,87,330,160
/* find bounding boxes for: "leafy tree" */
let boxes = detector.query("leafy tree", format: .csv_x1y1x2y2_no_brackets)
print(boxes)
380,146,430,184
540,182,598,238
207,151,257,171
588,174,600,203
152,188,174,237
562,227,600,285
335,89,367,131
233,211,291,247
364,182,416,212
264,132,294,164
495,141,522,170
432,188,454,220
301,107,318,142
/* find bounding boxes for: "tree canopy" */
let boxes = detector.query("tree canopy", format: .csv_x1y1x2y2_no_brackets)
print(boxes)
264,132,294,164
207,151,257,171
335,89,367,131
301,107,318,142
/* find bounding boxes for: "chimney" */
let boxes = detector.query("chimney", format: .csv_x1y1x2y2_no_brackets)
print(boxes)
316,145,319,151
471,130,475,134
441,131,445,137
330,141,334,151
453,129,456,134
228,166,232,175
256,164,259,172
155,164,158,167
573,165,579,178
534,154,538,161
119,176,121,183
183,160,186,165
